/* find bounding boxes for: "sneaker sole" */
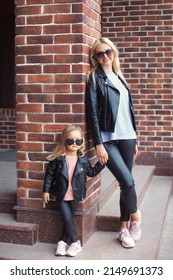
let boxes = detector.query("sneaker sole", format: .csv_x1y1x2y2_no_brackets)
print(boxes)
119,237,135,249
120,240,135,248
66,247,82,257
55,253,66,256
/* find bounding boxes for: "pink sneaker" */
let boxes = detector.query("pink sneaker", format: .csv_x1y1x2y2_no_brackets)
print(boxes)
129,210,141,242
66,240,82,257
119,227,135,248
55,241,67,256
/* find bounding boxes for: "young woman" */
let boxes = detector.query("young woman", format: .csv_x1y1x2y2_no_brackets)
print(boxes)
85,37,141,248
43,125,104,257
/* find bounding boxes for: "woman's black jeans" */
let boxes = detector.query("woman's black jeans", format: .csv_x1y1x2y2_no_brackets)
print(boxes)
57,200,78,243
104,139,137,221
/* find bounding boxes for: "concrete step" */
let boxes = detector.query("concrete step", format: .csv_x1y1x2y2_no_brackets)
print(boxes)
0,213,39,245
157,186,173,259
0,175,172,260
78,175,173,260
97,165,155,231
0,198,16,214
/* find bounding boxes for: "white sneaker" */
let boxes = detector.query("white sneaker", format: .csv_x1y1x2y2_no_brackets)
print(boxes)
66,240,82,257
55,241,67,256
119,227,135,248
129,210,141,242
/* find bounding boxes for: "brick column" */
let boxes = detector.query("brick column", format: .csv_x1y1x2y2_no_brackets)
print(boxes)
15,0,102,244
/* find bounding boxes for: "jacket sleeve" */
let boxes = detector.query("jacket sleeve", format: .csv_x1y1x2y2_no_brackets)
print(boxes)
85,74,103,145
86,158,105,178
43,159,57,193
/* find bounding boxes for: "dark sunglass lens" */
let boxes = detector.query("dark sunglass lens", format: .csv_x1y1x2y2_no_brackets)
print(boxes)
95,52,104,58
106,49,113,56
95,49,113,59
76,139,83,146
65,139,83,146
66,139,74,145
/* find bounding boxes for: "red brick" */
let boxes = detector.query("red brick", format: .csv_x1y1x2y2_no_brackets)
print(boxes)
44,24,71,34
16,26,42,35
28,114,53,123
27,0,53,4
44,4,70,14
28,94,54,103
16,142,43,152
16,123,42,132
28,134,54,142
43,85,70,93
43,65,70,73
43,45,70,54
54,14,83,24
27,15,53,25
28,75,53,83
16,104,42,113
15,6,42,16
17,162,43,172
44,104,70,113
27,54,54,64
55,74,84,83
27,35,53,45
16,65,41,74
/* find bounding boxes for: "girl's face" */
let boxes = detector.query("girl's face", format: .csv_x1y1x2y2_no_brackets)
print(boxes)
65,130,83,154
95,42,114,71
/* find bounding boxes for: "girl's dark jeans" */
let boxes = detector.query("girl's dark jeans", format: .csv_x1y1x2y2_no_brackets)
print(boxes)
104,139,137,221
57,200,78,243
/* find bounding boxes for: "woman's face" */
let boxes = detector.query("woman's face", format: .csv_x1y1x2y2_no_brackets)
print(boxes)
95,42,114,70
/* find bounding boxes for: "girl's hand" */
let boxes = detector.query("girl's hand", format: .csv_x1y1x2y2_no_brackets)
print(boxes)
96,144,108,165
43,192,50,203
134,144,138,158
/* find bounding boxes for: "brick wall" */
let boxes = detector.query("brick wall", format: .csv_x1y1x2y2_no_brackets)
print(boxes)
0,108,16,149
102,0,173,175
15,0,102,213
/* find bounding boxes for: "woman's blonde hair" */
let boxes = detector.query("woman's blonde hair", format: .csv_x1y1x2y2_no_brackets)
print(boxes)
47,125,85,161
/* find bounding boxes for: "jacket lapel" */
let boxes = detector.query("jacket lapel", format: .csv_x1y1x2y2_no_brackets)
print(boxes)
73,155,86,176
58,157,68,180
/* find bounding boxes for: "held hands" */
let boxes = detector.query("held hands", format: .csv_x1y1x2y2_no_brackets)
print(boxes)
43,192,50,203
96,144,108,165
134,144,138,159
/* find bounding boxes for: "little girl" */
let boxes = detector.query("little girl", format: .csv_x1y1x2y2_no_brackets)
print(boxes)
43,125,104,257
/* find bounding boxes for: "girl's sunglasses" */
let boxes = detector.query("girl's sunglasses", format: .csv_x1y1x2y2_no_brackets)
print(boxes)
65,139,83,146
95,49,113,59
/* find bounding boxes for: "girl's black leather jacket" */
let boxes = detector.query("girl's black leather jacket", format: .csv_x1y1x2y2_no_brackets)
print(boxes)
43,153,104,201
85,67,136,146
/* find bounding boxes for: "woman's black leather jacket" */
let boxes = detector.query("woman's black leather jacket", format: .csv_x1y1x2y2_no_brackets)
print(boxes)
85,67,136,146
43,152,104,201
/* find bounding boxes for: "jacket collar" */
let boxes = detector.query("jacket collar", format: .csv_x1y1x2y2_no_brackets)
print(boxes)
95,67,130,92
95,67,107,79
57,151,84,161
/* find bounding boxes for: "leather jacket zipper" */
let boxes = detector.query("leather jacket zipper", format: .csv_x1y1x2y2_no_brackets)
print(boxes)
104,80,108,131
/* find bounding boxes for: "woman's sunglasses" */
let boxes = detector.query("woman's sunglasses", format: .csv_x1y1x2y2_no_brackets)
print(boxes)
65,139,83,146
95,49,113,59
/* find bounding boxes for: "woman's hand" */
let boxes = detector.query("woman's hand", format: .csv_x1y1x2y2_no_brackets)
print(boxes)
96,144,108,165
43,192,50,203
134,144,138,158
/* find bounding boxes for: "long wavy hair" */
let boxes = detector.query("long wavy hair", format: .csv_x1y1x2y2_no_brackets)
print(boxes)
87,37,124,83
47,125,85,161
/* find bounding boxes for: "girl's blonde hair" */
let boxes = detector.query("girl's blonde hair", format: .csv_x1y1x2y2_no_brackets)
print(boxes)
47,125,85,161
88,37,125,82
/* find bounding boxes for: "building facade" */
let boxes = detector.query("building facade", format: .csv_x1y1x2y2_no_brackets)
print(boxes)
0,0,172,244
